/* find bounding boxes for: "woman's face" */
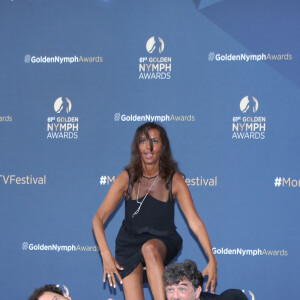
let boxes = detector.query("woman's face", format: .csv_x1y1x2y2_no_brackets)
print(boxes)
138,128,162,169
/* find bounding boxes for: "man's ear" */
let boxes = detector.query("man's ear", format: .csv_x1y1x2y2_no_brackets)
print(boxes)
195,286,202,299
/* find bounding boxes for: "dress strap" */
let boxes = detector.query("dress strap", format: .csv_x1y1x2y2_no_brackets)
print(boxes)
169,171,176,200
126,169,132,197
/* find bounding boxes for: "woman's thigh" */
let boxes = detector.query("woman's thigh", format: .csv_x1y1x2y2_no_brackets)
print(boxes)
122,262,144,300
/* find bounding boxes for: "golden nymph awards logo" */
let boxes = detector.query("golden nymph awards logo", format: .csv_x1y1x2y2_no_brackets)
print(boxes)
47,97,79,139
138,36,172,80
232,96,266,140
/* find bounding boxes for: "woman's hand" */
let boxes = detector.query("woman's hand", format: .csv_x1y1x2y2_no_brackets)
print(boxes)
101,251,124,288
202,258,217,293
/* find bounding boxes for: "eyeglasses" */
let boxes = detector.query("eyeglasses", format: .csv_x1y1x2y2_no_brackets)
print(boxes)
55,284,70,297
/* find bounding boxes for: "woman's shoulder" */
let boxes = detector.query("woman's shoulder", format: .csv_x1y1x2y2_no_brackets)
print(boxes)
112,170,130,192
118,170,130,181
171,171,187,193
172,171,185,183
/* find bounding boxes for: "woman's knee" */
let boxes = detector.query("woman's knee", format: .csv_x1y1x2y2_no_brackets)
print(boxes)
141,240,165,263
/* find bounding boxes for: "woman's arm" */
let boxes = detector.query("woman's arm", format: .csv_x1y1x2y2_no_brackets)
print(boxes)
172,172,217,293
92,170,129,288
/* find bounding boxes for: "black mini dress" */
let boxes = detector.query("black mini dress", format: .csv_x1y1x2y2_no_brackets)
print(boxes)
115,171,183,279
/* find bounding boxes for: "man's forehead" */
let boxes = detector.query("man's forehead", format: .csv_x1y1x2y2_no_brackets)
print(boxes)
39,291,66,300
168,279,193,287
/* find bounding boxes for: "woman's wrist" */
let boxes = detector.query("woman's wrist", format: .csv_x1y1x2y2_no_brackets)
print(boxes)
207,254,217,264
100,248,111,255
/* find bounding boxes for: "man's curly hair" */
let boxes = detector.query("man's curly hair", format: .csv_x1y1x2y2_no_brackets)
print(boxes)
28,284,64,300
163,260,204,290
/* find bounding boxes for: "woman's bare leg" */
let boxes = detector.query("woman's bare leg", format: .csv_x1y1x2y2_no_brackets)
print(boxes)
141,239,167,300
122,262,144,300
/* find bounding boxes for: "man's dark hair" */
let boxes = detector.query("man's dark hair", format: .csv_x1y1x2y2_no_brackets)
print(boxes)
28,284,64,300
163,260,204,290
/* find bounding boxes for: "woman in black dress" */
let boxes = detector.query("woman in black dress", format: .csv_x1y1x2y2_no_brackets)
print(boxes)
92,122,217,300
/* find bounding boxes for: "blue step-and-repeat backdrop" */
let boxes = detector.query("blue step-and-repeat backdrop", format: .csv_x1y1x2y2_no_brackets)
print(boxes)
1,0,299,299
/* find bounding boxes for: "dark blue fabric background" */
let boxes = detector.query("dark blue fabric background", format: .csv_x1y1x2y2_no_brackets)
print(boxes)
0,0,299,299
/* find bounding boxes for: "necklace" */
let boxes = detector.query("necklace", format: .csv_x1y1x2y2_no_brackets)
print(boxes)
142,173,159,179
132,174,159,218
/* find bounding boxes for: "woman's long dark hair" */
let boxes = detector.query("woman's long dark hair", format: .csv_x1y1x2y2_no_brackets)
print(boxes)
125,122,180,187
